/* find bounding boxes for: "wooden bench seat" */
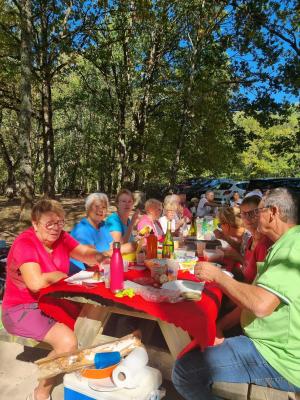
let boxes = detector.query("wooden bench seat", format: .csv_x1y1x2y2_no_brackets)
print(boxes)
212,382,300,400
0,326,51,350
0,304,51,349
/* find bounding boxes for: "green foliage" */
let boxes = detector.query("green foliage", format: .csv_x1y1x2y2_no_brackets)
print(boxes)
234,110,300,178
0,0,299,197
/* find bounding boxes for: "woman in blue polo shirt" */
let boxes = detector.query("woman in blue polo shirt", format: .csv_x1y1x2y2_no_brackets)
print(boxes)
70,193,113,271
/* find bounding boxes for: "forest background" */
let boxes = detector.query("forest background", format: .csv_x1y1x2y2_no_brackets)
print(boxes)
0,0,299,219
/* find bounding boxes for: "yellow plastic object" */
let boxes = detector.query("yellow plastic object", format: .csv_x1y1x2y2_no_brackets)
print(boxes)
138,226,151,236
123,252,136,262
80,363,118,379
115,288,135,298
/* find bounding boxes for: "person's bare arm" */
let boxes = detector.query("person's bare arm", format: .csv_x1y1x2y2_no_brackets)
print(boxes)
70,244,109,265
194,262,280,318
214,307,242,345
214,229,241,252
123,210,140,243
110,231,123,243
20,263,67,292
206,201,220,208
217,307,242,332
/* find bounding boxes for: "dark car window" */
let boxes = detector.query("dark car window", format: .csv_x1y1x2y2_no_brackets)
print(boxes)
247,178,300,193
203,179,219,188
236,182,248,190
217,183,232,190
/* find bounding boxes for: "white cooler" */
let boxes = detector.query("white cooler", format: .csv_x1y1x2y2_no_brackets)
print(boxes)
64,367,162,400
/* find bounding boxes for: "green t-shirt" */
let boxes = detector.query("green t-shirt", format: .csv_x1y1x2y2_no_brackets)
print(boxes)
241,225,300,387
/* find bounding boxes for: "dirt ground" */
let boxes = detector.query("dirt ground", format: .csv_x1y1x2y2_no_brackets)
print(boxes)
0,196,117,245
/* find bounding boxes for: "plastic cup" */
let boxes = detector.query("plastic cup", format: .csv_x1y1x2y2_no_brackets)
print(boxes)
102,260,110,288
203,249,224,262
166,259,179,281
196,242,206,256
123,260,129,272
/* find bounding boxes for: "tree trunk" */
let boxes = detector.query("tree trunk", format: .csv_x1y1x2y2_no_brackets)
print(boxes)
18,0,34,221
0,111,17,198
169,21,202,186
41,76,55,198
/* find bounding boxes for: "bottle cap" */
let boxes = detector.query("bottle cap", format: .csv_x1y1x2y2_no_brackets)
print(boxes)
113,242,121,249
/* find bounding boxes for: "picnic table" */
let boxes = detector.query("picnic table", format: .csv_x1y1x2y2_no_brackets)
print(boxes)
38,268,222,378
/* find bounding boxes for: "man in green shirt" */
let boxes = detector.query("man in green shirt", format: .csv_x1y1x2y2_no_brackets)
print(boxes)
172,188,300,400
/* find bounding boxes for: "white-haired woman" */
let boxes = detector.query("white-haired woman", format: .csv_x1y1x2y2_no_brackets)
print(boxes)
137,198,164,240
70,193,113,271
159,196,186,235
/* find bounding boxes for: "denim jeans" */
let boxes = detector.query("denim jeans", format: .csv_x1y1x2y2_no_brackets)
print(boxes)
172,336,300,400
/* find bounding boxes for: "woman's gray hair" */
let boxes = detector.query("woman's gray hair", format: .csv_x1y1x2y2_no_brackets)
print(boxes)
145,198,162,212
85,193,109,212
262,188,298,223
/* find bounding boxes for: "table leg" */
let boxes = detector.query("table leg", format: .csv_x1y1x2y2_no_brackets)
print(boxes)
75,304,111,348
157,320,191,359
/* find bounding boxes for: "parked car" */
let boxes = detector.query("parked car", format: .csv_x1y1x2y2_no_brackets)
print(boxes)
161,177,206,197
247,178,300,195
214,181,249,204
184,178,234,201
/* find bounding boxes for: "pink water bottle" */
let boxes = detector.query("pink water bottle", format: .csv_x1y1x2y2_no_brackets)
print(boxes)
110,242,124,293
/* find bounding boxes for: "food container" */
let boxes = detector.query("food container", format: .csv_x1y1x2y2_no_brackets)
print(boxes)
144,259,168,284
177,257,198,272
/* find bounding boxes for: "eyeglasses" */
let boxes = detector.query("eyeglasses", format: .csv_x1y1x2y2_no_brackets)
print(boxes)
241,206,270,220
40,220,65,230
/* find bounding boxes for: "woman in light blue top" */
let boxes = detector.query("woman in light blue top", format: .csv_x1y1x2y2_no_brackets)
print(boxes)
70,193,112,271
106,189,139,247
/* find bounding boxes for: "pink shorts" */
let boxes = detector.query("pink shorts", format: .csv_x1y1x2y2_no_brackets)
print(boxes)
2,303,56,341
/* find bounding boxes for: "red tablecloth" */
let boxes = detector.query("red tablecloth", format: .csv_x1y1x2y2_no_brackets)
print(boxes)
38,269,222,349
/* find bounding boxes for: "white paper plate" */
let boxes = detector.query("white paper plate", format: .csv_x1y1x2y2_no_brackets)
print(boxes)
82,277,104,284
162,280,205,294
65,271,94,283
88,377,120,392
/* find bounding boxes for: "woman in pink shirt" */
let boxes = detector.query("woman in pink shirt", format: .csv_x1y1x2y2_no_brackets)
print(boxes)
137,198,164,240
2,199,108,400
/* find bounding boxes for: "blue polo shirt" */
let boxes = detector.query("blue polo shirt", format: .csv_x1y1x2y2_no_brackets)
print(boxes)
105,212,134,242
70,218,113,270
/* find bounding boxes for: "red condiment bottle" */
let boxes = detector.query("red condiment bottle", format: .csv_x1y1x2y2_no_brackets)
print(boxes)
146,230,158,259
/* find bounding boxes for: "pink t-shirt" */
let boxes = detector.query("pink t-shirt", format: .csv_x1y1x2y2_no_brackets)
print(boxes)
3,227,78,308
242,235,273,283
137,215,164,240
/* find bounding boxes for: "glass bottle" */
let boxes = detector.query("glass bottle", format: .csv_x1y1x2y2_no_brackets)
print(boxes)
110,242,124,293
146,229,157,259
188,213,197,237
162,221,174,259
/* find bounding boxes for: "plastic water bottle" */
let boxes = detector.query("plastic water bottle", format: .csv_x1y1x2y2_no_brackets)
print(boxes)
202,218,208,235
110,242,124,293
